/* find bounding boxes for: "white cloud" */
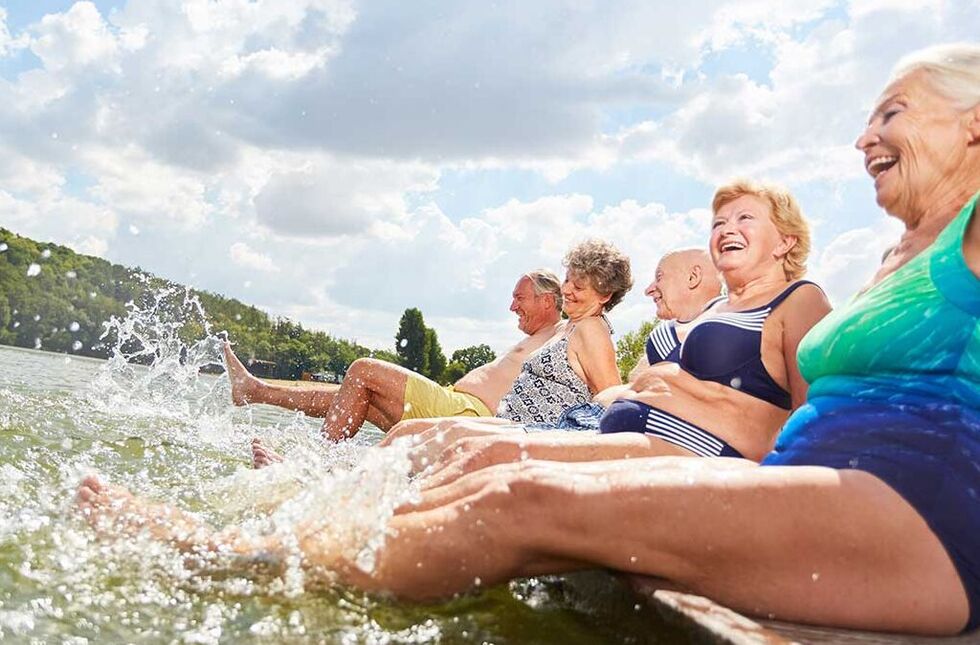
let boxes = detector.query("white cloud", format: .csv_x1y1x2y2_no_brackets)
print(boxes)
253,156,439,237
30,2,119,71
71,234,109,257
808,218,904,306
229,241,279,272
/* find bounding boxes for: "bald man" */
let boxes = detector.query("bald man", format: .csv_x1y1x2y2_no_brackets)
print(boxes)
628,248,723,381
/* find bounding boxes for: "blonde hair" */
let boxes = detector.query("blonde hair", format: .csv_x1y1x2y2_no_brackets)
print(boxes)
563,239,633,311
712,179,811,281
890,43,980,111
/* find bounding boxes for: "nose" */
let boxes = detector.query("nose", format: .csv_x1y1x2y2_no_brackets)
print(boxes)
855,123,878,151
510,299,519,312
644,280,657,297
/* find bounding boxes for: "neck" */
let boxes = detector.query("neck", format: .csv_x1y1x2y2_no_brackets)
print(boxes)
723,267,789,302
675,292,716,321
901,181,980,232
526,317,561,336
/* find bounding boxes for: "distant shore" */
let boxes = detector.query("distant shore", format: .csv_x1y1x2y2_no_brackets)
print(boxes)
261,377,341,392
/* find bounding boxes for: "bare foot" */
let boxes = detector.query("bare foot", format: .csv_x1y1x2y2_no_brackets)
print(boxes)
251,438,285,469
223,342,263,406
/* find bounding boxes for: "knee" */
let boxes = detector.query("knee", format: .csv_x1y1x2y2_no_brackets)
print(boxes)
346,358,379,378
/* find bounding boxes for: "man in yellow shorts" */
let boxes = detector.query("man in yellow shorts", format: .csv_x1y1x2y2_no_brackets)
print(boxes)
225,271,564,462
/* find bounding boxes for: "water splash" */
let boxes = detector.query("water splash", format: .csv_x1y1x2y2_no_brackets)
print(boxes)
86,283,226,421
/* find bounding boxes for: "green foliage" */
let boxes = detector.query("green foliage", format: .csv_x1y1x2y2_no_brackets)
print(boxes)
0,227,378,379
425,327,447,384
616,319,658,381
450,344,496,372
442,361,467,384
395,308,428,374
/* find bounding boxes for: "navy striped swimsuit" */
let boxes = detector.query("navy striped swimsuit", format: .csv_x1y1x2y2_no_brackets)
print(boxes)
602,281,818,457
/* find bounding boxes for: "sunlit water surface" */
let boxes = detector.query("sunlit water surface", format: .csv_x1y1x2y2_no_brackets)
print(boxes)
0,314,684,644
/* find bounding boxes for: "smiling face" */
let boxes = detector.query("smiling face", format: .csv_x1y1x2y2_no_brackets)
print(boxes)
710,194,793,281
855,71,973,221
509,276,556,335
560,270,611,322
645,255,688,320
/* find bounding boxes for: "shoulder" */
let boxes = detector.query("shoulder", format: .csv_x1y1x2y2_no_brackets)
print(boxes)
776,281,832,333
569,317,614,349
572,316,613,336
784,281,830,307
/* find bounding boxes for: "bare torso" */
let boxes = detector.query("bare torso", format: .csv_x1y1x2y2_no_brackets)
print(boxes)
453,322,563,410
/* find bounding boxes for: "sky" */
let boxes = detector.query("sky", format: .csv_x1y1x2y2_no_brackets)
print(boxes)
0,0,976,355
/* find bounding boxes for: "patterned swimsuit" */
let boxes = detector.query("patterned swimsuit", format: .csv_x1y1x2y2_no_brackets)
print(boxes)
496,320,608,425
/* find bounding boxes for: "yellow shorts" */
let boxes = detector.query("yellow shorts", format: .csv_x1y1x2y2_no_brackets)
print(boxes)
401,373,494,421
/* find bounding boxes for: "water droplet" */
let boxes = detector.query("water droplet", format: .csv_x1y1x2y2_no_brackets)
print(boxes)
634,603,642,611
89,291,97,298
0,243,7,252
129,225,140,235
69,321,80,332
629,555,637,563
811,572,820,581
33,314,41,321
848,457,860,468
730,376,742,389
51,131,58,139
66,270,77,278
519,450,529,461
234,314,241,321
12,321,19,328
33,338,42,349
473,577,481,587
41,249,51,259
72,340,83,351
27,263,41,277
399,338,408,348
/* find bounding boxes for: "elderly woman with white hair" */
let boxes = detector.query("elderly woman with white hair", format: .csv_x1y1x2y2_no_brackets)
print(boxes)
77,43,980,635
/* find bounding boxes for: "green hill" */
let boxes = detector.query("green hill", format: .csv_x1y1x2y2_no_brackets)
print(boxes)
0,227,393,380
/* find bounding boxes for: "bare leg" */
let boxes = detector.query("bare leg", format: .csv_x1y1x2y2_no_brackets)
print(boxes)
399,418,527,473
224,343,339,416
74,458,970,634
364,459,968,634
319,358,414,440
420,430,695,488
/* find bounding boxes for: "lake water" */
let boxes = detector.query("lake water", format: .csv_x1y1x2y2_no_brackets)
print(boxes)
0,342,687,643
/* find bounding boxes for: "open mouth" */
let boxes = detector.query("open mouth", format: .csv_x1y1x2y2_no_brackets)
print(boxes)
719,241,745,254
866,155,898,180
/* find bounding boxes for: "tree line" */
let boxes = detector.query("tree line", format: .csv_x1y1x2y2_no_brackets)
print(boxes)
0,228,498,382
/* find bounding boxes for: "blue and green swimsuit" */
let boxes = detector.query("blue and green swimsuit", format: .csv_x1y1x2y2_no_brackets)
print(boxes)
764,192,980,632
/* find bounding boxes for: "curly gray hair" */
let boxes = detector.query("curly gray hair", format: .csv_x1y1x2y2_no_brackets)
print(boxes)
563,239,633,312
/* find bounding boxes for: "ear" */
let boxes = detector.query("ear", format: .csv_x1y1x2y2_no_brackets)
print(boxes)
967,103,980,145
687,264,703,289
775,235,798,260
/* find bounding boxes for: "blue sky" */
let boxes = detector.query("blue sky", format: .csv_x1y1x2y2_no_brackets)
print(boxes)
0,0,974,354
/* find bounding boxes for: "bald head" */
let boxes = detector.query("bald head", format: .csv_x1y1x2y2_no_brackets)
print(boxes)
645,248,723,321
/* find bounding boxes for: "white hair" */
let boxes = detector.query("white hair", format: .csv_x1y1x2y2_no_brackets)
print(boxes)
890,43,980,110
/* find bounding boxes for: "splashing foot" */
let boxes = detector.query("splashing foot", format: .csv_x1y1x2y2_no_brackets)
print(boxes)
75,475,209,549
252,438,285,469
223,342,263,406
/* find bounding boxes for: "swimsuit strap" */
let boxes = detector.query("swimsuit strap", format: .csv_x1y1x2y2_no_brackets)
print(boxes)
761,279,819,311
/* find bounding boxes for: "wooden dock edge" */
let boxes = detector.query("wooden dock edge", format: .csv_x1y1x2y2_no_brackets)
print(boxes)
635,582,978,645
